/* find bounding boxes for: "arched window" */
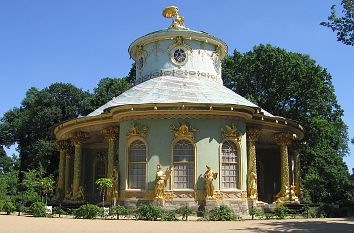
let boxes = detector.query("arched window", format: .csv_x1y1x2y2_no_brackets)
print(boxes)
173,140,194,189
128,140,146,189
221,141,238,189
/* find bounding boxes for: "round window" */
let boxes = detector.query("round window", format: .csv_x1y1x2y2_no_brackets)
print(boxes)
170,47,188,66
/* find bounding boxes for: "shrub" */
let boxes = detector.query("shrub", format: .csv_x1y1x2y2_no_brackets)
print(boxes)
249,206,265,219
74,204,102,219
317,204,349,218
3,201,16,215
0,200,4,212
249,206,257,220
136,204,163,221
110,205,128,220
208,205,241,221
175,206,193,221
255,210,266,219
30,201,46,217
161,210,178,221
274,205,289,219
53,206,67,217
301,206,317,218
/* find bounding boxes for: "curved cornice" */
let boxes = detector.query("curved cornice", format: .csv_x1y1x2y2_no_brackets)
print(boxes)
128,29,228,61
54,103,304,140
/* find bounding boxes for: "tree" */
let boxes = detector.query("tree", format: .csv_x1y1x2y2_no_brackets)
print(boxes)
88,77,130,113
125,63,136,86
0,83,91,176
222,44,352,203
95,178,113,208
321,0,354,46
0,148,12,174
38,177,55,205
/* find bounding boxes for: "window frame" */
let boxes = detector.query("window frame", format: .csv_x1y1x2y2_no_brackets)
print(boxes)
171,138,196,191
126,137,148,191
219,139,241,190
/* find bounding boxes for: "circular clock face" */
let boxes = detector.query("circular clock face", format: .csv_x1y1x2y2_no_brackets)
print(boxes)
170,47,188,66
213,56,221,73
137,56,144,70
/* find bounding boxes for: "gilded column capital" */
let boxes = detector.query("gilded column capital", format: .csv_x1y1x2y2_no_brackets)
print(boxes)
246,128,262,142
71,131,89,147
55,140,71,152
274,132,294,145
102,127,119,141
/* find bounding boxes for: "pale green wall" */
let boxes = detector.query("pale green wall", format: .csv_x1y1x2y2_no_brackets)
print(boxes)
119,117,247,191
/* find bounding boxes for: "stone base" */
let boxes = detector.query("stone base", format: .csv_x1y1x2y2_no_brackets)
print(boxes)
204,200,222,211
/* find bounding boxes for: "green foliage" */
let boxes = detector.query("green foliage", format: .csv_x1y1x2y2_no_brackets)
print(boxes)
223,45,352,204
74,204,102,219
208,205,241,221
0,148,17,173
321,0,354,46
53,206,66,216
0,77,130,182
95,178,113,205
0,83,91,175
255,209,266,219
161,210,178,221
125,63,136,86
30,201,46,217
175,206,194,220
317,203,351,218
95,178,113,190
3,201,16,214
136,204,163,221
249,205,257,216
0,170,18,201
274,205,289,219
22,169,42,206
38,177,54,204
110,205,128,220
88,77,131,113
301,206,318,218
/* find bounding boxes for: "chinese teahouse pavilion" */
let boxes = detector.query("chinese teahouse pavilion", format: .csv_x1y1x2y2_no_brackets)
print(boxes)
54,6,304,212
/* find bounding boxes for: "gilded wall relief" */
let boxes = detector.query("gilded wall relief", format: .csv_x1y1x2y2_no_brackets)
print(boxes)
170,123,198,140
126,123,148,140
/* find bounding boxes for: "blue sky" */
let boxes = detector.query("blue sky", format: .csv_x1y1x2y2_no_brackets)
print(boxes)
0,1,353,173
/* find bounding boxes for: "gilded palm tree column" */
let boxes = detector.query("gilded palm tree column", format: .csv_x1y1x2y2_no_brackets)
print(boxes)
293,145,302,199
102,127,119,180
55,140,71,198
64,152,71,196
102,127,119,201
71,131,89,199
274,132,294,203
246,128,262,199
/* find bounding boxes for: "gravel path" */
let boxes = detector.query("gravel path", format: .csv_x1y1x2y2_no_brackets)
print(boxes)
0,215,354,233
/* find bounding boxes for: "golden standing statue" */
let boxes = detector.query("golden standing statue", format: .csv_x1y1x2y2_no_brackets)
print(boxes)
154,164,172,200
204,165,218,199
248,171,257,199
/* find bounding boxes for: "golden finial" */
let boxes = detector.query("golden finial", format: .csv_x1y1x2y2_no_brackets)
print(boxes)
163,6,188,30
